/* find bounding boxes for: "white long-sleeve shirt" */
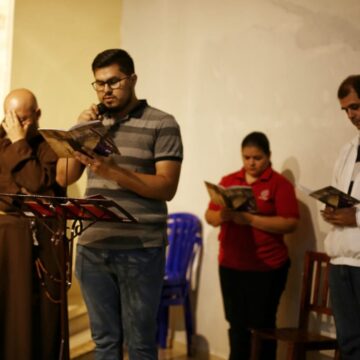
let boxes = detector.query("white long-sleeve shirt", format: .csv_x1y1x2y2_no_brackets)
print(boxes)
325,135,360,266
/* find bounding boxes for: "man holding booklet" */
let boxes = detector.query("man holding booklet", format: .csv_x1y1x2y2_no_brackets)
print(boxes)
321,75,360,360
56,48,183,360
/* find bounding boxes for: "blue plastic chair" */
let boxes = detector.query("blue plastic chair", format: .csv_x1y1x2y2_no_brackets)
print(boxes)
157,212,202,355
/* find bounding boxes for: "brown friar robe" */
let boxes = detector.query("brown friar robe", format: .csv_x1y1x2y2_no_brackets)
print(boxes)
0,134,66,360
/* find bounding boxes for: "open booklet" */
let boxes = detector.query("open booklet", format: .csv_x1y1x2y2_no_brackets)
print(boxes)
298,184,360,209
204,181,257,212
38,120,119,158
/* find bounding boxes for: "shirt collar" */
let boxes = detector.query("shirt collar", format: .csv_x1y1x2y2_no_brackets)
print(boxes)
112,99,148,123
236,165,273,182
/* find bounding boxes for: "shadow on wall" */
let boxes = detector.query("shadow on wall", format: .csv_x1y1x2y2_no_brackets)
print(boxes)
279,158,318,329
191,335,212,360
278,158,335,360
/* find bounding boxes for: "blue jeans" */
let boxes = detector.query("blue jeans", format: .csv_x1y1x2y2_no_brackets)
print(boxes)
75,244,165,360
329,264,360,360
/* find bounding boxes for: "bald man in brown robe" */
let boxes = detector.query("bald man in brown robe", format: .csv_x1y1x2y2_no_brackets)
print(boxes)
0,89,65,360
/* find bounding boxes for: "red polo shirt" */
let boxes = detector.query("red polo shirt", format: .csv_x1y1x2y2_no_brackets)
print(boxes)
208,166,299,271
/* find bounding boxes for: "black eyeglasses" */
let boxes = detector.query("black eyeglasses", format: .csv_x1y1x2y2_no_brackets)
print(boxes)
91,76,130,91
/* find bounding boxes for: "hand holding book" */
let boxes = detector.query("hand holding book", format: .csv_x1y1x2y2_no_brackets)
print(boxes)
204,181,257,212
320,205,357,227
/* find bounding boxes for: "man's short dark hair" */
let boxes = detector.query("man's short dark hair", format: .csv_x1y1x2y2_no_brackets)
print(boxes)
338,75,360,99
92,49,135,75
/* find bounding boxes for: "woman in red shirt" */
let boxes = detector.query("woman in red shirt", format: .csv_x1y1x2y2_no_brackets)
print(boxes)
205,131,299,360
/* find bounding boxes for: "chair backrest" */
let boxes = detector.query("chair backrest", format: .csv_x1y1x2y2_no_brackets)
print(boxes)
165,212,202,284
298,251,332,329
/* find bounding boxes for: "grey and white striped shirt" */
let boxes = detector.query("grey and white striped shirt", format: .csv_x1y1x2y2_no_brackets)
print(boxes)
78,100,183,249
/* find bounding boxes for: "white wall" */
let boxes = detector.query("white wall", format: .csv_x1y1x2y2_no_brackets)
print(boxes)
121,0,360,358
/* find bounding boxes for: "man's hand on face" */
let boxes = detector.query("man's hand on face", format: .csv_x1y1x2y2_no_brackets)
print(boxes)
2,110,27,143
77,104,101,124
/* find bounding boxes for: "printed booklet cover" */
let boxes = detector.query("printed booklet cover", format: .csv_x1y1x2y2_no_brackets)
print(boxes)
204,181,257,212
298,184,360,209
39,120,119,158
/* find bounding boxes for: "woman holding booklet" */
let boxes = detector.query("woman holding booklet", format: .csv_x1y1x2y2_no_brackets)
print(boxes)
205,131,299,360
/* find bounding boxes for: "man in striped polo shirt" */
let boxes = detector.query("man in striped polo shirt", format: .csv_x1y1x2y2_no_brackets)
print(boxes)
57,49,183,360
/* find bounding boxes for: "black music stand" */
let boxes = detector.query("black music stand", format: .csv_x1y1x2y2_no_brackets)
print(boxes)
0,193,137,360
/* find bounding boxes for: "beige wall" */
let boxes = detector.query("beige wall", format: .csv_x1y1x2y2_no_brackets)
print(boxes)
11,0,121,157
11,0,122,302
11,0,122,195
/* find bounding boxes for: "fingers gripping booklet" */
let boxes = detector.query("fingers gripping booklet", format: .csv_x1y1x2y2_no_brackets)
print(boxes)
298,184,360,209
204,181,257,212
38,120,119,158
